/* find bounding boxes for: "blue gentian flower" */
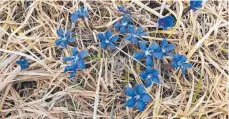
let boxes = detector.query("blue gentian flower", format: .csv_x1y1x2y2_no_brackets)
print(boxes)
97,30,119,49
16,57,29,70
133,41,163,66
63,47,88,78
124,84,151,111
71,6,89,22
160,39,176,56
157,15,175,30
171,54,192,75
189,0,203,10
114,15,132,33
117,5,130,14
140,67,160,87
64,63,78,79
125,25,147,44
55,28,75,48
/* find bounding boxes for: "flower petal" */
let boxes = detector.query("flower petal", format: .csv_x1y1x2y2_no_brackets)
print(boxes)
78,50,88,59
151,69,159,76
125,98,136,107
136,100,146,112
171,61,179,68
55,39,62,46
107,43,116,49
139,41,147,51
151,76,160,83
58,41,67,48
120,26,126,34
140,93,151,103
82,10,89,18
72,47,78,56
69,72,76,79
158,15,175,30
100,41,107,49
190,0,202,10
105,30,113,39
64,64,77,72
135,84,145,95
125,34,132,41
114,22,121,29
173,54,181,62
57,28,64,37
133,52,145,60
127,25,134,33
140,71,147,80
137,31,147,37
77,59,86,69
110,36,119,43
67,37,75,43
131,37,138,44
71,12,79,22
124,87,136,97
62,56,74,62
145,79,152,87
98,33,106,41
181,68,187,75
148,42,159,50
160,39,168,47
65,31,72,37
182,63,192,68
146,66,154,74
180,55,187,62
152,52,164,59
146,56,153,66
165,44,175,52
136,27,144,35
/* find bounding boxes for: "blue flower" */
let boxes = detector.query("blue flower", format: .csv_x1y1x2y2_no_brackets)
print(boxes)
55,28,75,48
117,5,130,14
124,84,151,111
171,54,192,75
63,47,88,78
114,15,132,33
71,6,89,22
140,67,160,87
97,30,119,49
16,57,29,70
125,25,147,44
189,0,203,10
157,15,175,30
133,41,164,66
160,39,176,56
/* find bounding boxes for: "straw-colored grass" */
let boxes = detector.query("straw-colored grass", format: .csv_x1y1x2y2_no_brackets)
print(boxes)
0,1,228,119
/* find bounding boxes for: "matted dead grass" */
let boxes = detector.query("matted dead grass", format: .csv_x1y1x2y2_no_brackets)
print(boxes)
0,0,228,119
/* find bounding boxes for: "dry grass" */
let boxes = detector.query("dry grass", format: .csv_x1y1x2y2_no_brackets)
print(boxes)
0,1,228,119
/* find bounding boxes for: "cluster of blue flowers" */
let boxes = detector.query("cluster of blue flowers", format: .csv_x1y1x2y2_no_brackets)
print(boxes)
16,0,203,112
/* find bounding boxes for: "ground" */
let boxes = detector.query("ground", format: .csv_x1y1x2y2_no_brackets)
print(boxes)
0,1,228,119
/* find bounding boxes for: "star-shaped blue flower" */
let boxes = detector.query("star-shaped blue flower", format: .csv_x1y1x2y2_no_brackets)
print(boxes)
71,6,89,22
16,57,29,70
97,30,119,49
63,47,88,78
133,41,163,66
117,5,130,14
140,67,160,87
125,25,147,44
171,54,192,75
124,84,151,112
157,15,175,30
189,0,203,10
114,15,132,34
55,28,75,48
160,39,176,56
